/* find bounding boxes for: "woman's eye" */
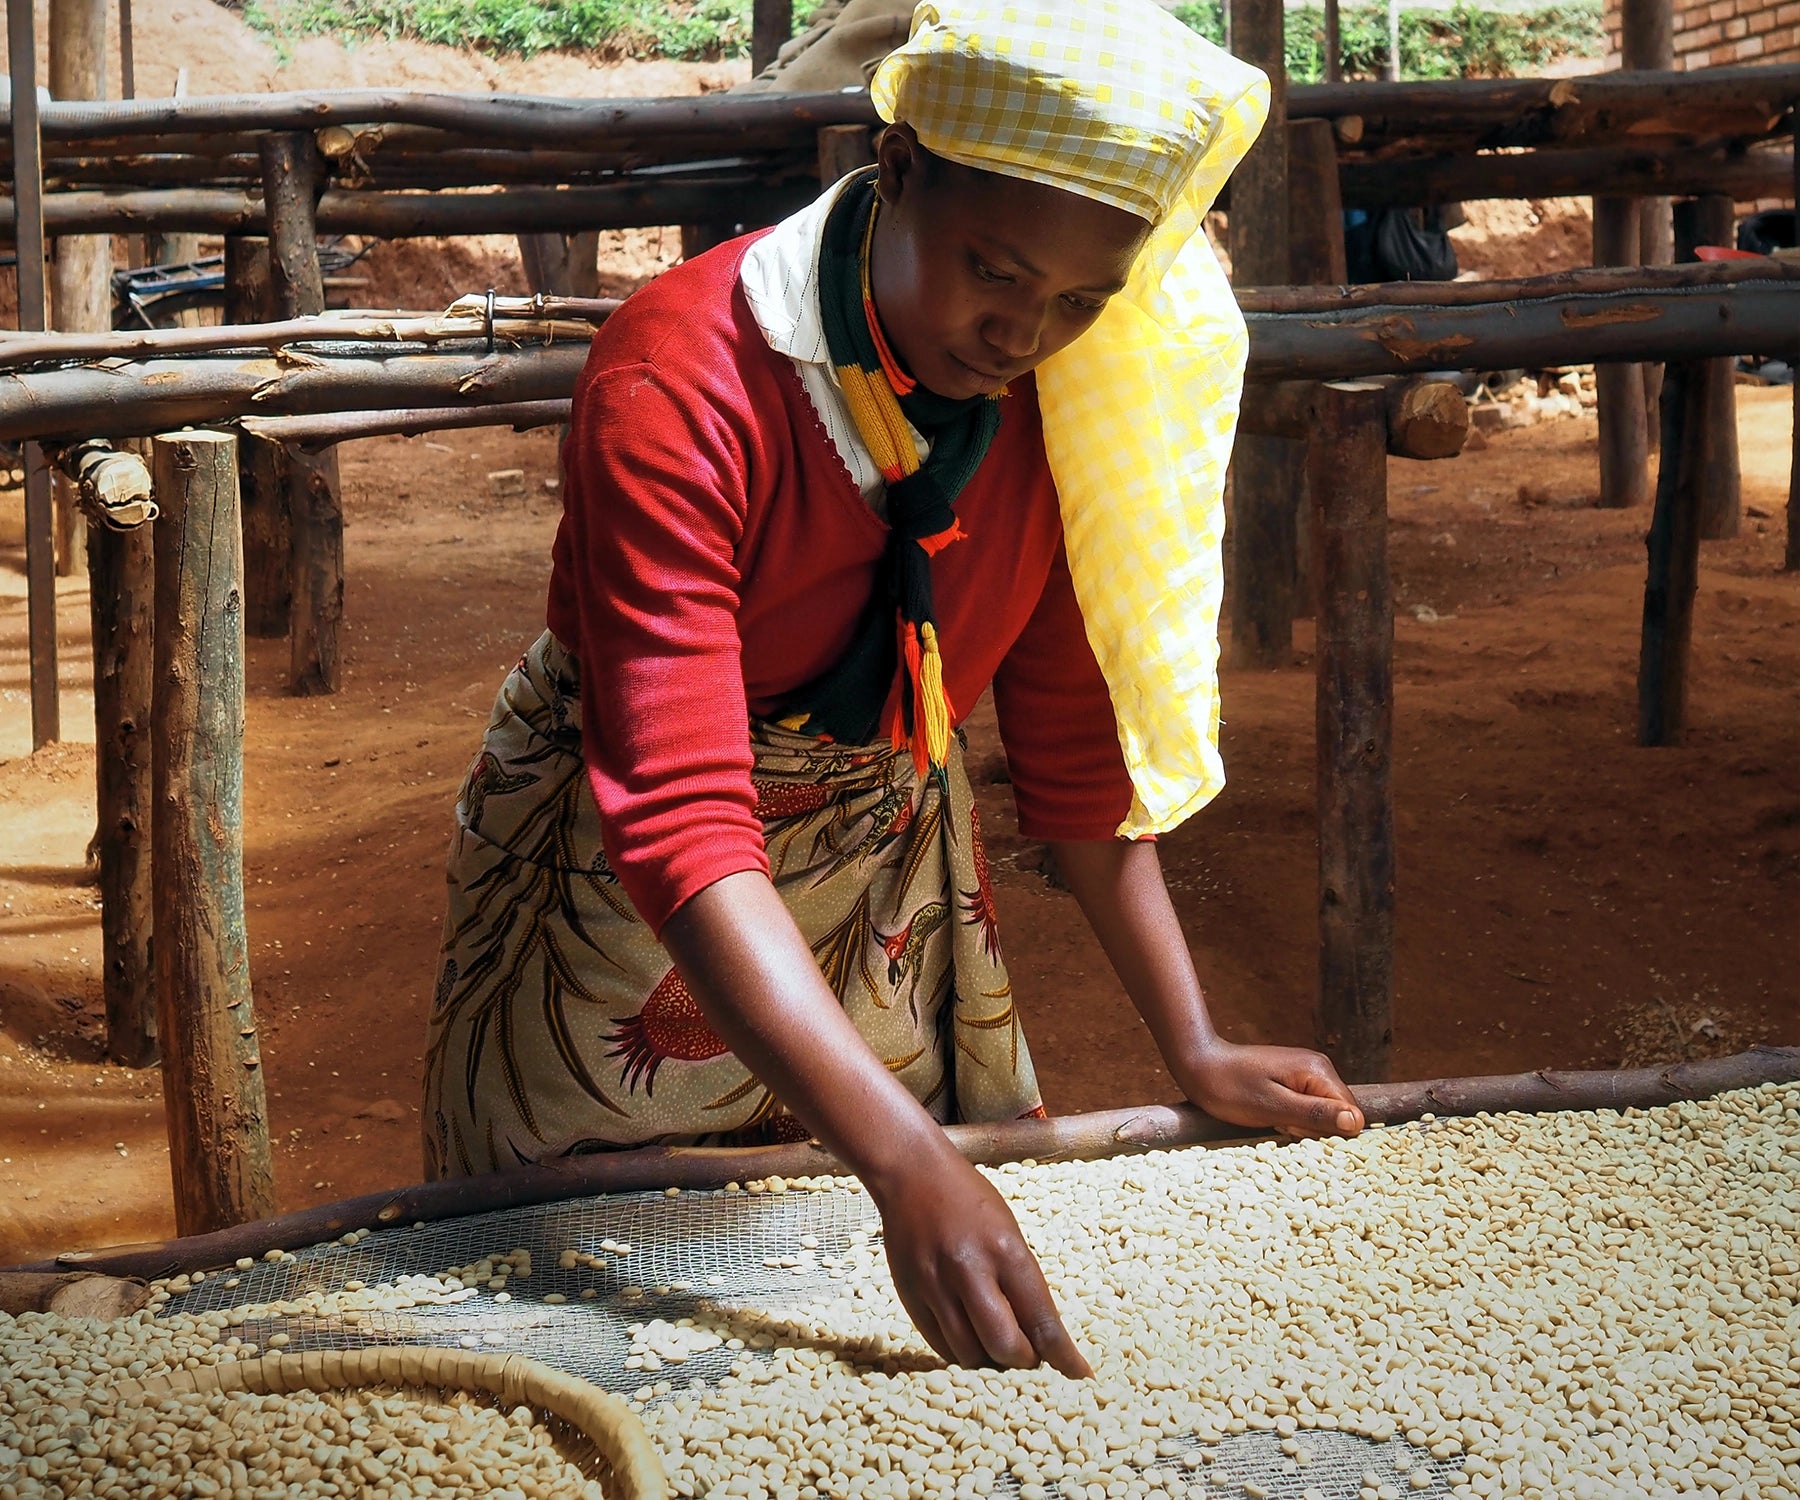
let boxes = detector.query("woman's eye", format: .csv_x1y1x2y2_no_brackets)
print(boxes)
973,261,1013,284
1062,294,1103,313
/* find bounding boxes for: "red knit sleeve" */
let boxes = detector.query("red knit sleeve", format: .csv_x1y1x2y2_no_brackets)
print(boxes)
991,539,1137,841
555,356,770,936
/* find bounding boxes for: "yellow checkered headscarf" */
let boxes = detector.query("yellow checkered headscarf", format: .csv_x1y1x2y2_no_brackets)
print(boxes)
871,0,1268,838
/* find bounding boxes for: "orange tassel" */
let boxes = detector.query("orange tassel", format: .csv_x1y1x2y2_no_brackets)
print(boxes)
916,519,968,558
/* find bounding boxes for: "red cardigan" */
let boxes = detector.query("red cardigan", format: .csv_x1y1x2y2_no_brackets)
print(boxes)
547,236,1132,936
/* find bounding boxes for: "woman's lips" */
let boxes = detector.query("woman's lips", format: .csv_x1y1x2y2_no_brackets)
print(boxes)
951,354,1011,393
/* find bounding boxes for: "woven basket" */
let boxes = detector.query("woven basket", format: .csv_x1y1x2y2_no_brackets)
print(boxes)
111,1346,669,1500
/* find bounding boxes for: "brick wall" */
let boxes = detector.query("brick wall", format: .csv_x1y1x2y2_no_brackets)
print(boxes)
1604,0,1800,69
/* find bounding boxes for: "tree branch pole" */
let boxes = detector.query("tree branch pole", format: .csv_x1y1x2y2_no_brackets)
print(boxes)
11,0,59,749
3,272,1796,443
1336,143,1792,212
1227,0,1297,671
260,131,342,696
150,430,277,1237
225,235,292,638
1308,382,1395,1083
28,1047,1799,1280
239,399,573,450
1638,363,1702,747
47,0,110,579
1792,125,1800,574
1593,196,1649,509
1673,194,1740,540
751,0,792,78
1621,0,1674,448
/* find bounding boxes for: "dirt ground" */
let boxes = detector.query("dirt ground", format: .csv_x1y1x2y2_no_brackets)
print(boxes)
2,384,1795,1265
0,0,1793,1268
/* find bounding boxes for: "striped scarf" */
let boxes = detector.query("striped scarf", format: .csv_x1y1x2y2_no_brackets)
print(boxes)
777,173,1003,775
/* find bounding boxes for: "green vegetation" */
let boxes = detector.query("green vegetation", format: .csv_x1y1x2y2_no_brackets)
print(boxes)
243,0,1600,73
1175,0,1602,82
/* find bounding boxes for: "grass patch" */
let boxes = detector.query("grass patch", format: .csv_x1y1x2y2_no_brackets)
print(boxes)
1175,0,1601,82
243,0,1600,72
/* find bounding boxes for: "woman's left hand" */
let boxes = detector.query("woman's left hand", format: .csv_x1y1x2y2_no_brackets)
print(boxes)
1172,1040,1365,1140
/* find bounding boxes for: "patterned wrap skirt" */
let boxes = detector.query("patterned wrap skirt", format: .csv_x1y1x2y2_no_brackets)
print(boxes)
421,630,1044,1178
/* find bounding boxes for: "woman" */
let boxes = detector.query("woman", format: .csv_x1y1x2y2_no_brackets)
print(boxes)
423,0,1364,1378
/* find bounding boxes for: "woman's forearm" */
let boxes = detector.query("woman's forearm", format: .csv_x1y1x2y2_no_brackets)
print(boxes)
1047,838,1222,1071
658,869,956,1192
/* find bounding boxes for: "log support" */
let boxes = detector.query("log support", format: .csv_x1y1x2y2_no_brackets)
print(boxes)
1673,194,1741,540
150,430,276,1236
260,131,343,695
817,124,876,187
12,0,59,748
47,0,110,581
1792,134,1799,574
1638,364,1702,746
1308,381,1396,1084
225,235,293,639
1227,0,1294,670
49,439,159,1066
751,0,793,78
1593,196,1651,509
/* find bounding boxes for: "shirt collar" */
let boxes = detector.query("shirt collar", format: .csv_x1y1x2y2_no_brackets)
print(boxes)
740,171,866,368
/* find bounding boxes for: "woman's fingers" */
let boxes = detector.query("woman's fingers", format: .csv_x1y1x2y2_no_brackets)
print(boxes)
997,1258,1093,1379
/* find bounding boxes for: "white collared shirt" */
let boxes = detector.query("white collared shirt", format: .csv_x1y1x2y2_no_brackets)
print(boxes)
737,173,930,517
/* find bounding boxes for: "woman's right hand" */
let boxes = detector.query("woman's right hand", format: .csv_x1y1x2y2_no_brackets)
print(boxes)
870,1143,1092,1378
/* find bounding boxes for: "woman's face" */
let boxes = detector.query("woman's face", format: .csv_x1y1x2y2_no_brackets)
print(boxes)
868,123,1153,402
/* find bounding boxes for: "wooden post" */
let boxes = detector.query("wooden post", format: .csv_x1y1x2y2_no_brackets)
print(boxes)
817,124,876,187
1284,117,1347,621
224,234,292,638
88,502,156,1067
1671,194,1741,540
1624,0,1674,449
1309,381,1394,1084
1593,198,1650,509
259,132,342,695
751,0,792,77
48,0,110,579
1791,133,1800,573
11,0,59,748
118,0,133,99
150,430,276,1236
1228,0,1297,670
1638,364,1701,746
1323,0,1343,83
517,231,601,298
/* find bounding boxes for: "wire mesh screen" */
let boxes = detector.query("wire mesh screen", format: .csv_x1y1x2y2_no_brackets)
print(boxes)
164,1180,1466,1499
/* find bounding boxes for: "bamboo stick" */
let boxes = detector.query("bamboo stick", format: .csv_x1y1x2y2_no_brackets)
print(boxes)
150,430,277,1237
239,399,572,450
24,1047,1800,1280
0,296,613,367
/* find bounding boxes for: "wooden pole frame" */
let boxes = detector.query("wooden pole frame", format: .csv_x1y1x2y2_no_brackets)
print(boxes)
1228,0,1296,672
1309,382,1395,1083
11,0,60,749
150,430,277,1236
260,131,343,696
1638,363,1701,747
27,1047,1799,1280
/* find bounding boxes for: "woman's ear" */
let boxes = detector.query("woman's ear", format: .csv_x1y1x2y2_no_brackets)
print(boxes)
874,122,925,208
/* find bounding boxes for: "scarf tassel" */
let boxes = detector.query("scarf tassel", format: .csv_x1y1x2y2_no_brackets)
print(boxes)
892,620,955,775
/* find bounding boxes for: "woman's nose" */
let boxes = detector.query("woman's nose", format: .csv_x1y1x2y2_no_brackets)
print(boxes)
982,305,1044,363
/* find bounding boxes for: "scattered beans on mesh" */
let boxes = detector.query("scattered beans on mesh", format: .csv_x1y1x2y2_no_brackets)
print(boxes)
638,1084,1798,1500
0,1317,604,1500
